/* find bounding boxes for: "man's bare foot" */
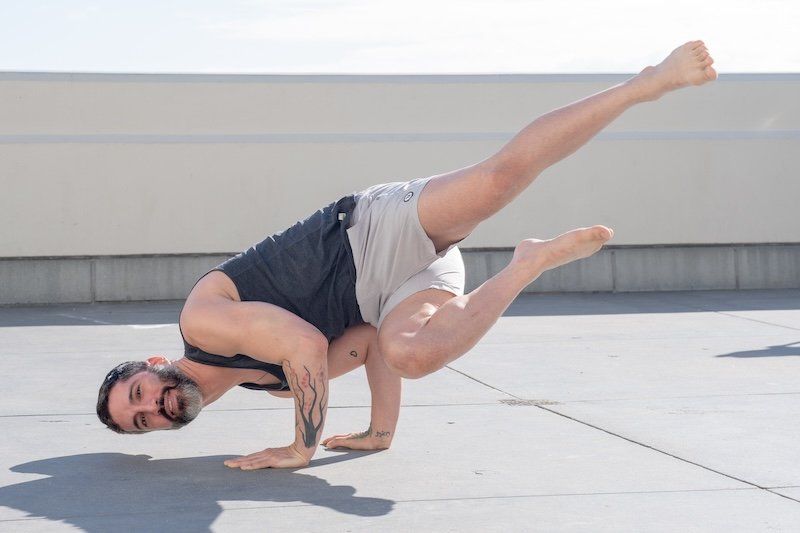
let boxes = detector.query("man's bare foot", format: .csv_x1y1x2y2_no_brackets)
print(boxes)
632,40,718,101
510,225,614,280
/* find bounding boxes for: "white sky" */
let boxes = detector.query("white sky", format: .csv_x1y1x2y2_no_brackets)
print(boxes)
1,0,798,73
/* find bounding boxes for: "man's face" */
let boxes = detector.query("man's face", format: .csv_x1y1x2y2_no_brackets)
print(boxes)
107,363,203,433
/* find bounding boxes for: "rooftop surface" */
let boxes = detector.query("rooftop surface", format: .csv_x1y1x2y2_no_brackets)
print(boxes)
1,290,799,532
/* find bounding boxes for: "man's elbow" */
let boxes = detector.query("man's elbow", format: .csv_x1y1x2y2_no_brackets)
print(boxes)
296,330,329,359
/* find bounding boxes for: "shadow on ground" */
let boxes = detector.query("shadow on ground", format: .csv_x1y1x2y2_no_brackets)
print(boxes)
716,341,800,358
1,452,393,531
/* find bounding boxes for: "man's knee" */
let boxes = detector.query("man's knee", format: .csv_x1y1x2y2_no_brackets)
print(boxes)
379,336,437,380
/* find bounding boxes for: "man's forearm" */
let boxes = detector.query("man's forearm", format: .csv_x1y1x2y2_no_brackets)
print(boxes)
283,356,329,460
365,346,401,446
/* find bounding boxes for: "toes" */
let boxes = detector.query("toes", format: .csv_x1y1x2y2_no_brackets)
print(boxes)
701,56,714,67
697,51,709,61
704,66,718,81
591,225,613,240
690,40,705,49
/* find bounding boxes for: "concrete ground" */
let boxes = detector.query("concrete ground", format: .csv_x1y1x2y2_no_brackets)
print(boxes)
1,289,799,532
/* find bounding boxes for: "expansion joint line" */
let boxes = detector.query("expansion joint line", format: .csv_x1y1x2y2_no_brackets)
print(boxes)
445,365,800,505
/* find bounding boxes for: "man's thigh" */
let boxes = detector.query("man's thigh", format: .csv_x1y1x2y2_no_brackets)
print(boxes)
417,160,498,252
377,288,456,352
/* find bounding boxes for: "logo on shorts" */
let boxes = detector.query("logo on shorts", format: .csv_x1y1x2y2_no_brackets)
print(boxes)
403,191,414,202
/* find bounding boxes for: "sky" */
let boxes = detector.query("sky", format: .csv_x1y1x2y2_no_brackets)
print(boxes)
0,0,798,74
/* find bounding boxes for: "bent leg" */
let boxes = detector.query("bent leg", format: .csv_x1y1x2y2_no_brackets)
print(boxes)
418,41,717,252
379,225,613,379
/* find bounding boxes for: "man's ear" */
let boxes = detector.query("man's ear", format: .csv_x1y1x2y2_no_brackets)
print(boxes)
145,355,169,366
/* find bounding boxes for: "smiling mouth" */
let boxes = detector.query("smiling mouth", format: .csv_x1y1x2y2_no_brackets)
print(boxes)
160,388,181,421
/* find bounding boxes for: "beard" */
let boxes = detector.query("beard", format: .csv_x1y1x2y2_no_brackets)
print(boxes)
147,364,203,429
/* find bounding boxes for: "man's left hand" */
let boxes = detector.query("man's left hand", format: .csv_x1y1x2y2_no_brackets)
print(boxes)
224,444,309,470
321,430,392,451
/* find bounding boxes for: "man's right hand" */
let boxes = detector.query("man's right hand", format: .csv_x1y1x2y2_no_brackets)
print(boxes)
224,443,310,470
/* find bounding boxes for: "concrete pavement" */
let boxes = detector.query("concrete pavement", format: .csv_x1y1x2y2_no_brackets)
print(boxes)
1,290,798,532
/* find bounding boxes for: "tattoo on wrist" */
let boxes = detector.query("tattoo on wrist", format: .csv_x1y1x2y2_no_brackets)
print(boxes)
285,360,327,448
354,424,371,439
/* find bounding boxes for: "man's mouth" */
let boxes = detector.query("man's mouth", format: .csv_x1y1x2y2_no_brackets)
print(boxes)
161,388,181,421
168,390,178,418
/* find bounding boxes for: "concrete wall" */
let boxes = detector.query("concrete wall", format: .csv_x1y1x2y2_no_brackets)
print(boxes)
2,244,799,304
0,72,798,303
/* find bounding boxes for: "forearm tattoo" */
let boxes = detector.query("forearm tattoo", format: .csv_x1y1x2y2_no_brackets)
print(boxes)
285,360,327,448
353,425,391,440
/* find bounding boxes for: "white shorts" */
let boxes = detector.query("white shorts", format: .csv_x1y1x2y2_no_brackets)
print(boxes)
346,177,466,328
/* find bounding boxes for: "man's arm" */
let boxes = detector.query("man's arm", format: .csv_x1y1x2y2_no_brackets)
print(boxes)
182,297,329,469
321,333,401,450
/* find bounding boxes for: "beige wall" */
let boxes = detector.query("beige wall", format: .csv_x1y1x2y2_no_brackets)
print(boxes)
0,72,798,257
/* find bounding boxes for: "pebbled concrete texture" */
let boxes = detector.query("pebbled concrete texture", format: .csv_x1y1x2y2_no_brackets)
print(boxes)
613,247,737,291
94,254,231,301
0,258,92,304
737,245,800,289
0,290,799,532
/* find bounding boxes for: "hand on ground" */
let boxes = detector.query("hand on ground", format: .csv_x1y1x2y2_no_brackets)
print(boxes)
321,429,391,451
224,444,309,470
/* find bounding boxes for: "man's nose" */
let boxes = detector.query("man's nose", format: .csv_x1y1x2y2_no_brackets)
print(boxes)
144,396,161,414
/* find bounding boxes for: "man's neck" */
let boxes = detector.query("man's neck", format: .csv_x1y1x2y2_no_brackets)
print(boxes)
173,357,241,406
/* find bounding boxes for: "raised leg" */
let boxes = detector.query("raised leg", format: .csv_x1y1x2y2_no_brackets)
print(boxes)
419,41,717,252
379,225,613,379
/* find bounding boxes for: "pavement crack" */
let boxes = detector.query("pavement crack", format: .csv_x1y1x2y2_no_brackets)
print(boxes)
671,303,800,333
534,403,798,504
710,310,800,332
444,365,521,399
0,402,502,419
446,363,798,505
564,391,800,404
765,490,800,504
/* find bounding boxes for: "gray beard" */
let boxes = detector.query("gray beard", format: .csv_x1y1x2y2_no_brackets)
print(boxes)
148,365,203,428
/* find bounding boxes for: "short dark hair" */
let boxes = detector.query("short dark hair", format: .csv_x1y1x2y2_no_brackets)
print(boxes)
97,361,148,434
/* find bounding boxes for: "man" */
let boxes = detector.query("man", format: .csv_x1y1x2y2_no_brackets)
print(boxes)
97,41,717,469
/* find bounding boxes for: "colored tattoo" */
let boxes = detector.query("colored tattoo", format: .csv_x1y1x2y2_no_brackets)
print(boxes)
284,360,327,448
349,350,358,358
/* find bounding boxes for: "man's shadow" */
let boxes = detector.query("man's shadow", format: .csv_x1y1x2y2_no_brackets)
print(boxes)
716,341,800,358
1,452,394,531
